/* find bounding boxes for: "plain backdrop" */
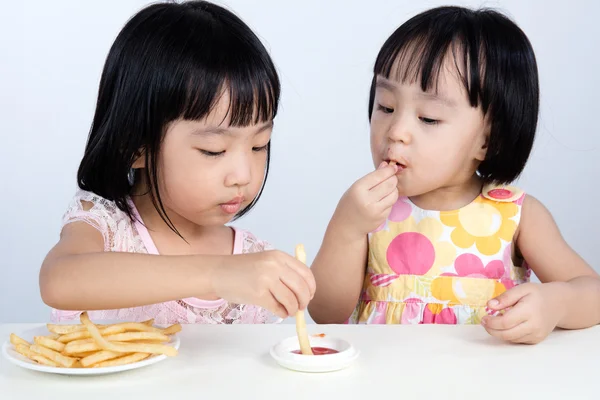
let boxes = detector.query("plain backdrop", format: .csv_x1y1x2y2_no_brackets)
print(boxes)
1,0,598,323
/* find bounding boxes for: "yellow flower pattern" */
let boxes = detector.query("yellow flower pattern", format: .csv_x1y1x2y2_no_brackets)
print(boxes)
439,196,518,256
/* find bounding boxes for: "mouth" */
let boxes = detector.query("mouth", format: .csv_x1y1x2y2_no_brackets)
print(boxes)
219,196,246,214
222,196,245,205
385,158,407,170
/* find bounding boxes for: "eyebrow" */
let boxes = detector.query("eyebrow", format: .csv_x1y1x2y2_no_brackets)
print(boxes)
194,121,274,136
375,78,457,108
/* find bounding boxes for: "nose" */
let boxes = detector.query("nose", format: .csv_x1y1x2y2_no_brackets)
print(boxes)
224,153,252,188
387,114,412,145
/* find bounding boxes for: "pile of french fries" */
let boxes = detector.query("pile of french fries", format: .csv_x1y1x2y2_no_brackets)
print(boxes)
9,312,180,368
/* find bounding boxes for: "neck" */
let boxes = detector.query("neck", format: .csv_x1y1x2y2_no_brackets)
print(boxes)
408,175,483,211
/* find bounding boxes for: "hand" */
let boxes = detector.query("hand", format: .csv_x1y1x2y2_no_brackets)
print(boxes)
482,282,566,344
333,162,399,238
211,250,316,319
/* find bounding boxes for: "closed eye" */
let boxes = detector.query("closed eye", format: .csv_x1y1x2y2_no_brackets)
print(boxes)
377,104,394,114
419,117,439,125
252,142,269,152
200,150,225,157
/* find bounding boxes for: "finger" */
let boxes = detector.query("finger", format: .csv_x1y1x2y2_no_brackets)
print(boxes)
370,174,398,202
263,297,289,320
279,269,312,310
484,321,532,342
285,257,317,299
487,283,534,310
359,163,398,190
378,184,400,210
482,302,529,331
270,283,299,317
513,334,543,345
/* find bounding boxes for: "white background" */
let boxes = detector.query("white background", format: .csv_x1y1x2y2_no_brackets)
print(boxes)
1,0,598,323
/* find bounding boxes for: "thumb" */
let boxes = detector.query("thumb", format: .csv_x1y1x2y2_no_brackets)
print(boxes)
488,283,532,310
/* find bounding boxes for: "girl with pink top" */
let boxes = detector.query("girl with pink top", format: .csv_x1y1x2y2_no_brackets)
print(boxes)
39,1,315,325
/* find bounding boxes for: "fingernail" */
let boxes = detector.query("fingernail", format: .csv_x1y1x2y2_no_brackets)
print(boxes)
378,162,387,169
488,299,499,308
481,317,487,325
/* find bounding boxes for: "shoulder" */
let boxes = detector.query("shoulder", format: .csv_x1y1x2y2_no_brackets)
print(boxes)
232,227,274,254
62,189,136,251
518,193,556,234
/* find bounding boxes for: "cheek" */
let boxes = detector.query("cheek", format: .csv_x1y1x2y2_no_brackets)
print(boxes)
250,151,268,189
370,122,387,155
158,151,216,204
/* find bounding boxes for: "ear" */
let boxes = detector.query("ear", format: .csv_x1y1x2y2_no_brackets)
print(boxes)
474,121,491,162
131,148,146,169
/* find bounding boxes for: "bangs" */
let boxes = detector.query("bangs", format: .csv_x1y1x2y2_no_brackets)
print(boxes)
373,7,487,111
179,52,279,127
151,2,280,127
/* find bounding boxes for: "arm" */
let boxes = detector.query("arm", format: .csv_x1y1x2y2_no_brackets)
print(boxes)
516,195,600,329
39,221,221,310
308,162,399,324
483,195,600,343
308,216,368,324
40,221,315,318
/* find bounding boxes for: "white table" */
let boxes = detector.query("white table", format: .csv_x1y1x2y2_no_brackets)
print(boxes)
1,323,599,399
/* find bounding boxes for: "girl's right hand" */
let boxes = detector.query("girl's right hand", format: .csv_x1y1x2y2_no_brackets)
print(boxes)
333,162,399,239
210,250,316,319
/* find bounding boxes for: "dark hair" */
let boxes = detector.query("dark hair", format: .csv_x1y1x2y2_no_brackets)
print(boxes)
77,0,280,234
368,6,539,184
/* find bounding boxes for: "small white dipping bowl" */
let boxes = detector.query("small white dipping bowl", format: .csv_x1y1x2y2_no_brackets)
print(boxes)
270,335,359,373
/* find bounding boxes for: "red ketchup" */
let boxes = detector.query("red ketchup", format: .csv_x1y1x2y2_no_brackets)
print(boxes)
291,347,339,355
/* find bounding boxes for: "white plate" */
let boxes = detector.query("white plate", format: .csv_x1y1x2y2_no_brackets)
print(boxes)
270,335,359,373
2,324,180,376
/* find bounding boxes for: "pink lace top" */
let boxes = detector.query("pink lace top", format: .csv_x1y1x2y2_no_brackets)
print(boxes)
50,189,281,325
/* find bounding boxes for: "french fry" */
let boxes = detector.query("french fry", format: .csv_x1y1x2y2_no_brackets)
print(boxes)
64,341,101,354
10,334,30,347
31,354,60,367
80,350,123,367
30,344,78,368
104,332,170,343
162,324,182,335
93,352,150,368
294,244,313,356
57,322,168,343
67,351,99,358
34,336,66,352
14,344,36,359
80,312,178,357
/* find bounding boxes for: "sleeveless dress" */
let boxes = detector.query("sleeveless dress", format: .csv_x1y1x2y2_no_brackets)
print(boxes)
350,185,531,324
50,189,281,325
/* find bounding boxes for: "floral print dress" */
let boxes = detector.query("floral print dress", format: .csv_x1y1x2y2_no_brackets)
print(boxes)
350,185,531,324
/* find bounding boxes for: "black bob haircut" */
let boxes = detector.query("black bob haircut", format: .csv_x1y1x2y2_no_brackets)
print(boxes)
77,0,280,234
368,6,539,185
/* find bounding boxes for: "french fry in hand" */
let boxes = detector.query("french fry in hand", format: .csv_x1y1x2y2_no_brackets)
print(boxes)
9,313,179,368
294,244,313,356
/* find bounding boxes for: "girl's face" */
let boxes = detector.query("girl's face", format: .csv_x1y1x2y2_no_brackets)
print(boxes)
370,56,489,198
153,92,272,228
